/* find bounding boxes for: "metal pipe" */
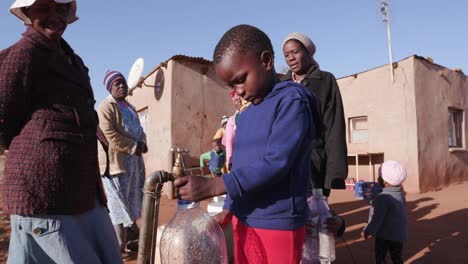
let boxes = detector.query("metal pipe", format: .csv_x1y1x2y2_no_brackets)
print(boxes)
137,148,189,264
137,170,173,264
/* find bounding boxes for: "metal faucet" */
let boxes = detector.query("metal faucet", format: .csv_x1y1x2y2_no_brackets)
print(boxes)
170,147,190,180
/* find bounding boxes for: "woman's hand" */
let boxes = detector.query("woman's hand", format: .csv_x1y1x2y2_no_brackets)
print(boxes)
135,141,147,155
174,176,226,202
213,209,233,228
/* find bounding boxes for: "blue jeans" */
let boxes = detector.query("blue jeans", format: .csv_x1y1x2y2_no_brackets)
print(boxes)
8,200,123,264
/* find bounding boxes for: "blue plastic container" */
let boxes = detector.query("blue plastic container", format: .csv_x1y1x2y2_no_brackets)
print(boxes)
354,181,364,199
355,181,382,200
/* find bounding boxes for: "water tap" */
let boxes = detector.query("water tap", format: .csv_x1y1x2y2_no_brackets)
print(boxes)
170,147,190,179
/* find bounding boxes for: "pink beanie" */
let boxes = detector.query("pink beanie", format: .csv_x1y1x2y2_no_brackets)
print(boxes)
379,160,407,186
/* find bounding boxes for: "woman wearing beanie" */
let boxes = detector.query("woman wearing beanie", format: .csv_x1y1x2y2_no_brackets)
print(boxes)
0,0,122,263
282,33,348,197
363,160,408,264
98,70,148,255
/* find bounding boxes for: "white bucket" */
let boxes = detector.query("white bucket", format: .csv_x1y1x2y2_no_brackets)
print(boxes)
213,194,226,203
207,202,224,216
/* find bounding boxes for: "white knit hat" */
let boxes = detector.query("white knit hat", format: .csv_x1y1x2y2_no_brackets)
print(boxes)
10,0,78,26
379,160,407,186
221,115,229,126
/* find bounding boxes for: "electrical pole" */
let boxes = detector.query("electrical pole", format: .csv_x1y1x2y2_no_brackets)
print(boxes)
381,0,394,83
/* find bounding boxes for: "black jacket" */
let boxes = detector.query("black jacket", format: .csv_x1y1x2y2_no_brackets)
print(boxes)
282,66,348,192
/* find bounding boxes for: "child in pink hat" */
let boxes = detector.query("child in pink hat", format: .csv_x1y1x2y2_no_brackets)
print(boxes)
362,160,408,264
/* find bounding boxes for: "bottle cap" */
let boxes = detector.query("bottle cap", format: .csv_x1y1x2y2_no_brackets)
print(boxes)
312,188,323,196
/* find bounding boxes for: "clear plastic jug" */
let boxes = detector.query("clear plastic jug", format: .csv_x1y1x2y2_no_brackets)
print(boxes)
160,200,228,264
302,189,336,264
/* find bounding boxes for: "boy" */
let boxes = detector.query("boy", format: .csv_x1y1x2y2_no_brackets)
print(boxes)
208,138,226,177
362,160,408,264
174,24,318,264
199,138,226,177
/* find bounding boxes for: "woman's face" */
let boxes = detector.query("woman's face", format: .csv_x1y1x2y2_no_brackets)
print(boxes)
24,0,70,41
111,78,129,100
282,39,312,75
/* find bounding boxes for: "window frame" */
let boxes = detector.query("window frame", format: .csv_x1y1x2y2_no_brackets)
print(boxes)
349,116,369,144
137,106,149,133
448,107,465,151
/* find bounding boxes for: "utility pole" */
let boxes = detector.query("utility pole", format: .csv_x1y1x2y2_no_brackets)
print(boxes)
381,0,394,83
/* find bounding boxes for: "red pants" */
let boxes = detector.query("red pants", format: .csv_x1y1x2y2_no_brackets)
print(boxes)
232,217,305,264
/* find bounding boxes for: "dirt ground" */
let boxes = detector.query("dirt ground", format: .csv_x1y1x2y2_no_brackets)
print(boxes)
1,154,467,263
123,182,468,264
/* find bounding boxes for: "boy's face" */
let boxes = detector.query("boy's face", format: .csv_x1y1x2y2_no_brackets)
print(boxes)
215,49,274,105
24,0,70,41
212,141,223,152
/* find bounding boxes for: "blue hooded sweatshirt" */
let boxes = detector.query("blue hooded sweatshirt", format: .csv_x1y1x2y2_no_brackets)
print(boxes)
222,81,318,230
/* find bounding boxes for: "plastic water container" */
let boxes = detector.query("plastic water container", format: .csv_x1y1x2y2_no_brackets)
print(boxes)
302,189,335,263
160,200,228,264
154,225,166,264
206,200,234,264
355,181,382,200
354,181,364,199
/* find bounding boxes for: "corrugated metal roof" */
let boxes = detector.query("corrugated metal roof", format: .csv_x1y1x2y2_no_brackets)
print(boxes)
167,55,212,65
144,55,212,79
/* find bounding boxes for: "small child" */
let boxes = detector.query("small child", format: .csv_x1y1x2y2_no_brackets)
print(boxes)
174,24,317,264
208,138,226,178
213,115,229,140
363,160,408,264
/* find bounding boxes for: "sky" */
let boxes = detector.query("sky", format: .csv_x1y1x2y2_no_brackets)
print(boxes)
1,0,467,105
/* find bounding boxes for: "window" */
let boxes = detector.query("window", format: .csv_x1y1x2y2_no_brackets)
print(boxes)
138,107,149,133
350,116,369,143
448,108,464,148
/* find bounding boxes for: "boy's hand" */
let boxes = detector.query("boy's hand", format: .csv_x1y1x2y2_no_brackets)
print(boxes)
361,230,371,240
324,215,343,234
213,209,233,228
174,176,226,202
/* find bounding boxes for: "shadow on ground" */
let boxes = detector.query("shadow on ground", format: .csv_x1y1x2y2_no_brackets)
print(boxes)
331,197,468,263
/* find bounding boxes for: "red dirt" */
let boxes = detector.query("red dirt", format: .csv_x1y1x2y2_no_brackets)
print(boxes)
1,156,467,263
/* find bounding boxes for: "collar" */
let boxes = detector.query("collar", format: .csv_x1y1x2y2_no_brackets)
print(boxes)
291,72,303,83
22,27,66,51
284,64,322,81
106,95,134,108
106,94,119,104
383,186,403,192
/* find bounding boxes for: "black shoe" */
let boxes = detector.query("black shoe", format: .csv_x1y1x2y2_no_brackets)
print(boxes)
126,239,139,252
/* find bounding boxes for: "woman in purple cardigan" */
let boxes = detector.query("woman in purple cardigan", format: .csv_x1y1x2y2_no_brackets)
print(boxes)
0,0,122,263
